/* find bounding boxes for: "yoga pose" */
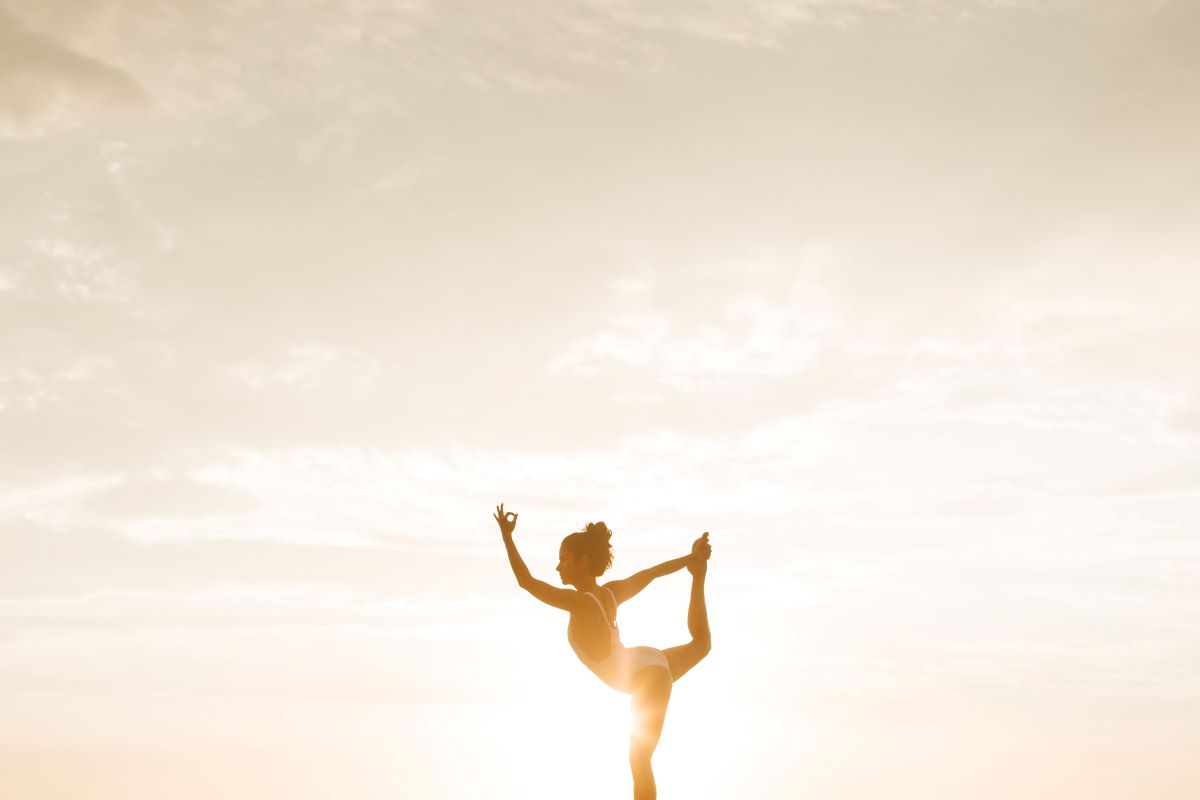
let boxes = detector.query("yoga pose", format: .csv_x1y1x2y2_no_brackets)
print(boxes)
496,503,712,800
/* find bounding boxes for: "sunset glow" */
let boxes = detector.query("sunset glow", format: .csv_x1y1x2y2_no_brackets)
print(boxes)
3,1,1199,798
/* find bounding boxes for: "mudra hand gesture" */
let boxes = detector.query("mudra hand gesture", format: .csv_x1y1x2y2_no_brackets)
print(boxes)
494,503,518,537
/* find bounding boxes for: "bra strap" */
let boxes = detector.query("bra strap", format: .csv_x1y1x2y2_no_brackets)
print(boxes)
602,586,618,622
582,591,615,628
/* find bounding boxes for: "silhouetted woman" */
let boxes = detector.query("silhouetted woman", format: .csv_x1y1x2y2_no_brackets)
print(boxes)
496,503,712,800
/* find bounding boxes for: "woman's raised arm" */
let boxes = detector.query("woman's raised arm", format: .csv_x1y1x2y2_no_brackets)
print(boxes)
496,503,534,586
495,504,587,613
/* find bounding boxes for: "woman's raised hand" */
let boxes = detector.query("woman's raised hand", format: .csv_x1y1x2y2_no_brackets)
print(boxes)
494,503,518,537
687,532,711,575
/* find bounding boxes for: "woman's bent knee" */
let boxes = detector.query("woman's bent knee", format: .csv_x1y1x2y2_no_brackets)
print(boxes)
630,741,655,763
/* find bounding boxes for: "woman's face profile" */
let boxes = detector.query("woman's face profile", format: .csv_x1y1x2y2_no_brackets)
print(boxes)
556,546,587,585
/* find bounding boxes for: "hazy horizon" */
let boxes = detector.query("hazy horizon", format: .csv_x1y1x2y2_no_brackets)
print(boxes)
3,1,1199,797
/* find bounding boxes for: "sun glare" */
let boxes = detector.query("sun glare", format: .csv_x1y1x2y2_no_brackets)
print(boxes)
497,651,630,799
496,615,754,798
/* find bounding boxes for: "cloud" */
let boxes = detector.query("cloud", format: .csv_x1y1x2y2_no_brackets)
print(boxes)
581,0,833,47
0,8,148,138
573,0,1053,49
227,347,382,394
0,582,516,704
0,0,1061,141
1089,464,1200,498
0,583,519,637
903,634,1200,698
0,514,504,604
549,256,842,391
86,472,260,518
19,236,133,302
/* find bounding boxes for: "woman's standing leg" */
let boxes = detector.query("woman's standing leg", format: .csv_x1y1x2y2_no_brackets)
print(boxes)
629,666,672,800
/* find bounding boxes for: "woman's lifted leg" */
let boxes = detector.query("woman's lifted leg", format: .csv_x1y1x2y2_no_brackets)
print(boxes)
663,533,712,682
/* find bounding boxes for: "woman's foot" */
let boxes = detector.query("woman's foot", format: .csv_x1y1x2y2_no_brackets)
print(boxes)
687,532,711,576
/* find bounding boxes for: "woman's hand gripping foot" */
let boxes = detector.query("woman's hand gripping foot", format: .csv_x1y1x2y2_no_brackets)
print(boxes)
687,532,711,576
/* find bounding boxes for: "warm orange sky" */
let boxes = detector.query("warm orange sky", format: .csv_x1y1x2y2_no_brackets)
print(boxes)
3,1,1199,798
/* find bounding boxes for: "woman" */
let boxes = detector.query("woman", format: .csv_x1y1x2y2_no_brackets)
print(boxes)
495,503,712,800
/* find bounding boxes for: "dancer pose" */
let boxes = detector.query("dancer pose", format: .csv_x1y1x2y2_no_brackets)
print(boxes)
495,503,712,800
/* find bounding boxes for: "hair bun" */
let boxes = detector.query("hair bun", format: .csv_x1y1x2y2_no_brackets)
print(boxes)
564,521,615,576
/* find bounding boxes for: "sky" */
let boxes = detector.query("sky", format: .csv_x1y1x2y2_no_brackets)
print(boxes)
2,0,1199,797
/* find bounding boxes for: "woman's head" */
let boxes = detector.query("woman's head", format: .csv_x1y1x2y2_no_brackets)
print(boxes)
556,521,614,585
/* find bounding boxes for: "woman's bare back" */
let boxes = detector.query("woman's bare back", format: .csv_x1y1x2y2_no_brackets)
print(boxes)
567,588,617,661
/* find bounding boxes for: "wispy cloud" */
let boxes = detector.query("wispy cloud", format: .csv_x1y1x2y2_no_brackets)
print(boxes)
3,2,1197,792
0,8,148,138
0,583,518,635
549,255,842,390
227,346,381,394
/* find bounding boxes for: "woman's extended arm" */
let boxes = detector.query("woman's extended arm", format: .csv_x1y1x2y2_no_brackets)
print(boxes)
495,503,586,613
605,532,711,605
604,556,688,605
